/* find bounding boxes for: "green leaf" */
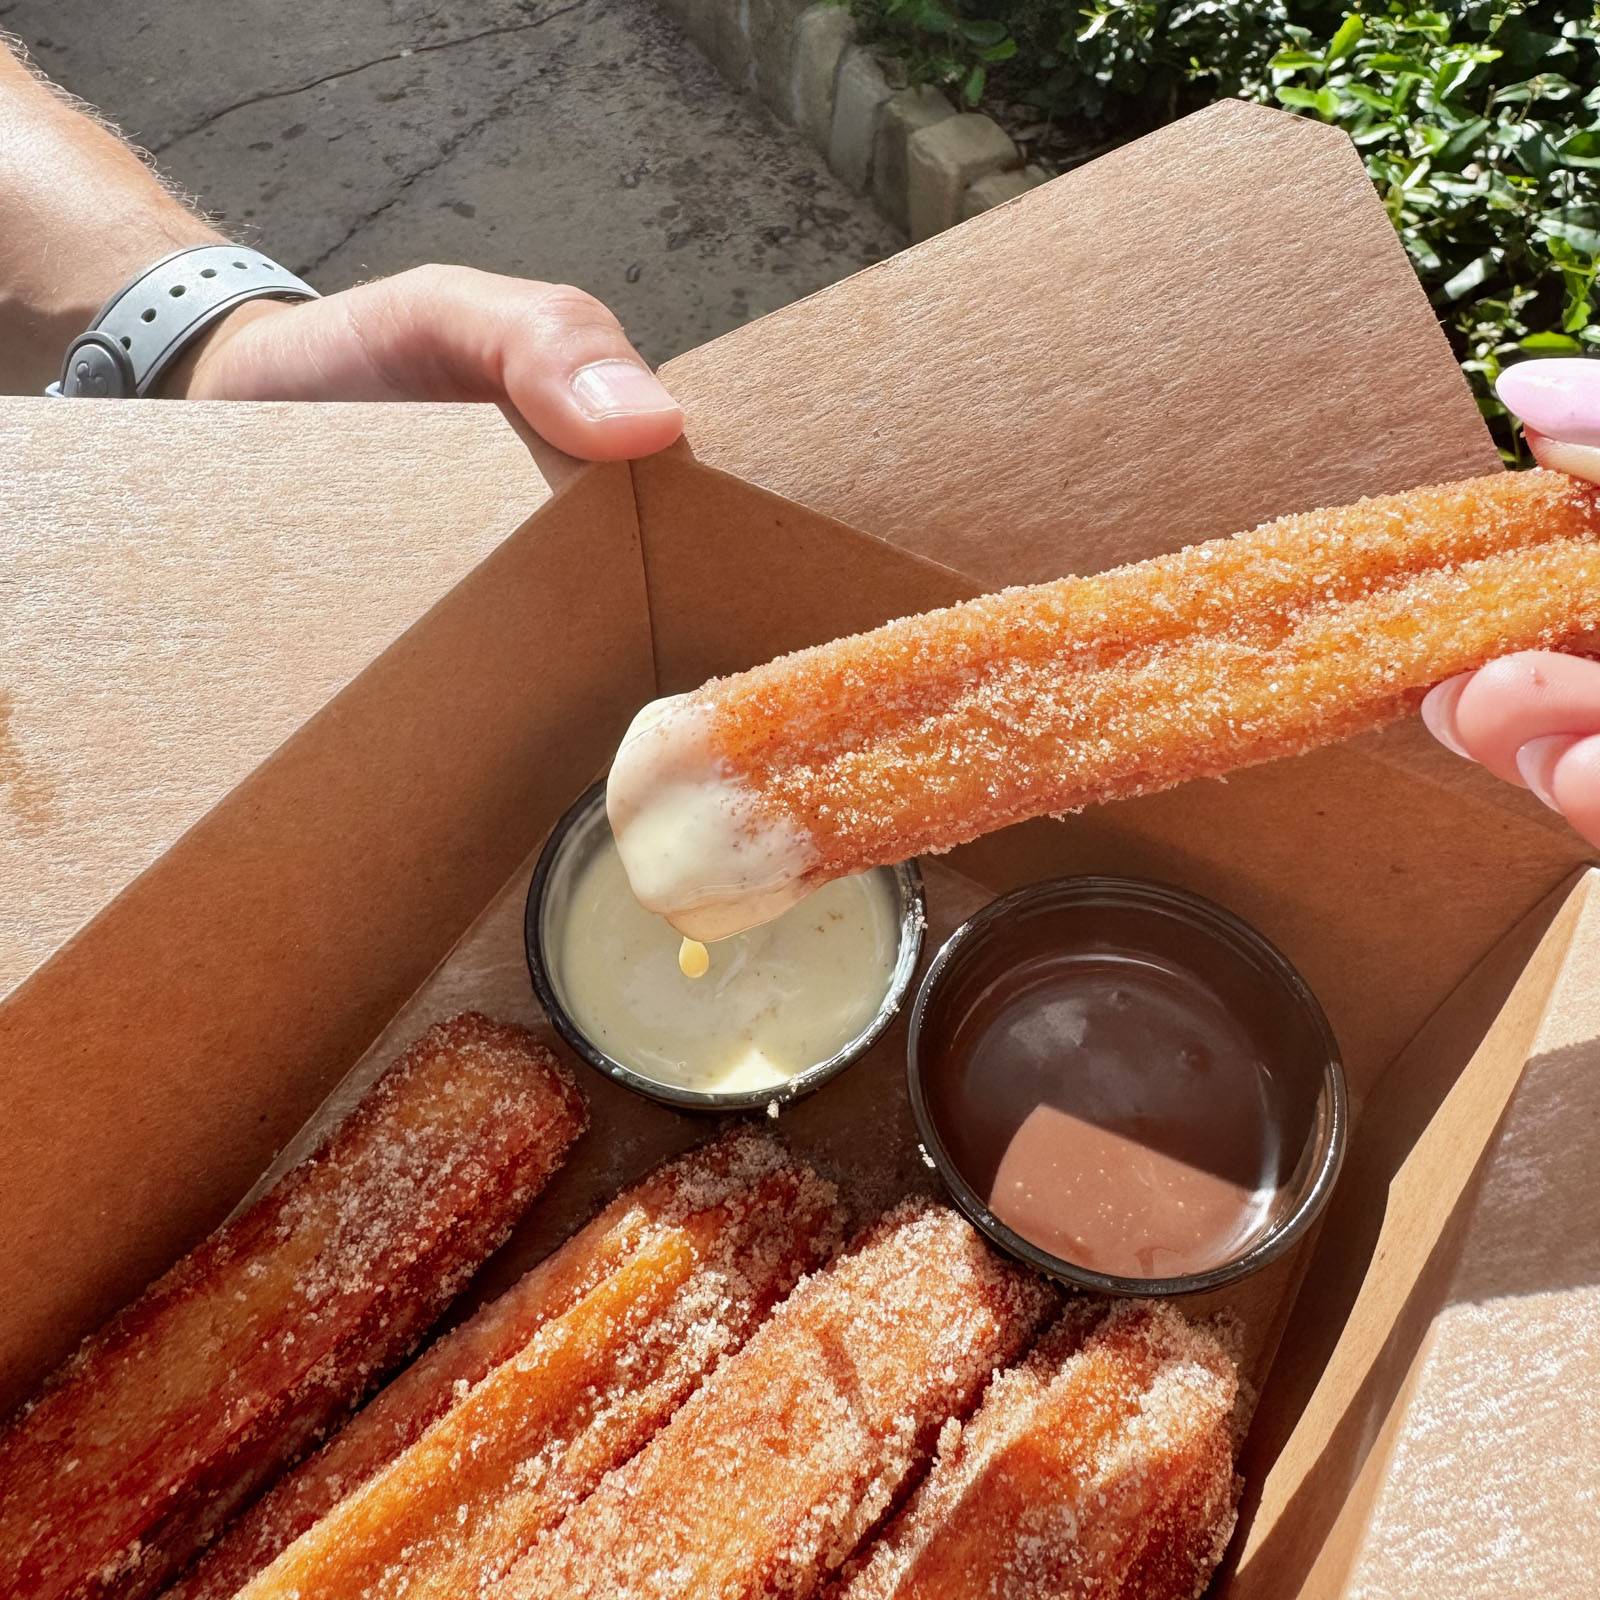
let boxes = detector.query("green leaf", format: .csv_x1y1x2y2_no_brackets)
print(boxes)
1510,125,1561,180
957,18,1008,48
978,38,1018,64
1276,85,1339,118
1558,129,1600,169
1519,332,1583,353
1538,209,1600,257
1269,49,1323,71
1325,13,1364,66
909,0,956,34
1433,116,1491,172
962,62,985,106
1351,120,1399,147
1342,83,1395,112
1442,254,1494,302
1433,57,1482,103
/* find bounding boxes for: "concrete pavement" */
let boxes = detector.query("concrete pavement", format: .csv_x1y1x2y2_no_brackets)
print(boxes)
3,0,899,363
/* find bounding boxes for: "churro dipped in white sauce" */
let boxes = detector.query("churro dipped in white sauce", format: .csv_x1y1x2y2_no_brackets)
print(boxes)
607,472,1600,940
606,696,818,941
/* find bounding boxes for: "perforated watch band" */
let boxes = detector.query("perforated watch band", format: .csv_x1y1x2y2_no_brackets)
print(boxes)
47,244,319,399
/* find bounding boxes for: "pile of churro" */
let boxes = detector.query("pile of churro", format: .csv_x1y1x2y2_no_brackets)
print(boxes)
0,1013,585,1600
0,1008,1243,1600
608,468,1600,936
21,466,1600,1595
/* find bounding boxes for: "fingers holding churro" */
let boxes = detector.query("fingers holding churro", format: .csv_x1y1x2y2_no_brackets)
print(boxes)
1416,365,1600,844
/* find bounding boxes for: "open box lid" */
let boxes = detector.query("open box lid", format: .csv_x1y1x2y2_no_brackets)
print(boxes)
2,97,1597,1594
663,100,1500,587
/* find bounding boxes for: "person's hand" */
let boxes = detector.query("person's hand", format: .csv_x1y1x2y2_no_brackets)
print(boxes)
1420,359,1600,841
168,266,684,463
0,43,680,459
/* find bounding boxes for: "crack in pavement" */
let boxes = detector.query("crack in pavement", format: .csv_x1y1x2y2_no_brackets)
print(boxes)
152,0,590,154
292,60,535,278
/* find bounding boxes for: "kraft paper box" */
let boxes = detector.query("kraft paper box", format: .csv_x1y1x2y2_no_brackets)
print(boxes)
3,100,1596,1594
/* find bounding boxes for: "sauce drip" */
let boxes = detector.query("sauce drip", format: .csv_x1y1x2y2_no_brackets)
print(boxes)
678,938,710,979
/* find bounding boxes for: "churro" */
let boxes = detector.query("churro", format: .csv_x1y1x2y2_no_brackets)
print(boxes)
608,469,1600,936
164,1132,807,1600
506,1202,1054,1600
0,1012,584,1600
836,1301,1239,1600
215,1134,841,1600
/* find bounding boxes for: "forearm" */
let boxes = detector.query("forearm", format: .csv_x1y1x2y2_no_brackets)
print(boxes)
0,36,682,458
0,39,221,393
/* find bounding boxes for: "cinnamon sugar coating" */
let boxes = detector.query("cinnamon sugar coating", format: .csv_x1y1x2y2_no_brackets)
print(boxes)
218,1132,840,1600
693,470,1600,880
836,1301,1239,1600
505,1202,1054,1600
0,1012,584,1600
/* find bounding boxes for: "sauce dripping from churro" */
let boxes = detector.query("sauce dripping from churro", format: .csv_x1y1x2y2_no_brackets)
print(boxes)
551,828,900,1095
920,892,1324,1280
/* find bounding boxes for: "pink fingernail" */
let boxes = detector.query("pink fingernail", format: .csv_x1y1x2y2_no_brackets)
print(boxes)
1496,359,1600,448
1515,734,1578,811
1420,676,1472,760
570,360,679,420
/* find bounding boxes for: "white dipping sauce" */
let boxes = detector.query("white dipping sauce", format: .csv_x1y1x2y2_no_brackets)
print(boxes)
553,830,902,1095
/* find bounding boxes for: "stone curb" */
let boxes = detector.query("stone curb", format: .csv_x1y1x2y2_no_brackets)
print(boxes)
652,0,1048,239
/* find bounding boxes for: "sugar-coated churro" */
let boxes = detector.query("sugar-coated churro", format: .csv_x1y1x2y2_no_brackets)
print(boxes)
835,1301,1239,1600
165,1131,741,1600
0,1012,584,1600
505,1202,1054,1600
609,469,1600,936
216,1134,841,1600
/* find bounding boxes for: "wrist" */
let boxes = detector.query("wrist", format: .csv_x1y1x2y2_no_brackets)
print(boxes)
0,47,229,392
157,298,296,399
46,246,318,399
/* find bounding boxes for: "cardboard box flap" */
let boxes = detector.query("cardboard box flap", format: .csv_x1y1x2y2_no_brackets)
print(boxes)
1344,878,1600,1598
0,397,555,995
1228,868,1600,1598
0,404,653,1406
662,100,1499,591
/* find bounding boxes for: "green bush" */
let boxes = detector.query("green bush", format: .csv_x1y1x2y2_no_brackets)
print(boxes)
846,2,1600,456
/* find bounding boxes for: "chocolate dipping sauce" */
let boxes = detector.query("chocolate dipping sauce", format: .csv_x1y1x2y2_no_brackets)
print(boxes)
913,880,1334,1284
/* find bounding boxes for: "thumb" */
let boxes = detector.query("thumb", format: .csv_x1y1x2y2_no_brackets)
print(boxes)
185,264,684,462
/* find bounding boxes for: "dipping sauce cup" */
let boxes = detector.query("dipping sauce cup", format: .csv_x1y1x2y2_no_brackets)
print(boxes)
907,876,1345,1296
527,780,926,1113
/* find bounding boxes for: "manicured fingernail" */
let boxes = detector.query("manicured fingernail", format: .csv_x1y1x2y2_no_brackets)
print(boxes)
1515,734,1578,812
1528,432,1600,484
1496,359,1600,447
570,360,679,420
1420,676,1472,760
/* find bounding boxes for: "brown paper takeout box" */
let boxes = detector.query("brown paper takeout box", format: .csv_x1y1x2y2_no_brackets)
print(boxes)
4,101,1597,1594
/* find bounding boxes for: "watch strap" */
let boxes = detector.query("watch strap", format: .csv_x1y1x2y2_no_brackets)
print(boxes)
48,244,319,399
